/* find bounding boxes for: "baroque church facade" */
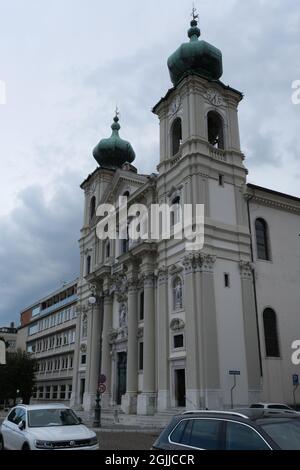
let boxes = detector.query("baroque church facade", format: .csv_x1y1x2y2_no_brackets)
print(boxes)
70,15,300,415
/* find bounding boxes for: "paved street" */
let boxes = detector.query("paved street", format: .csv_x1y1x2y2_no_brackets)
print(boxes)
95,430,160,450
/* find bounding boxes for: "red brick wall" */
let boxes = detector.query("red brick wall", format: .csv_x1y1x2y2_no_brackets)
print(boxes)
20,309,32,327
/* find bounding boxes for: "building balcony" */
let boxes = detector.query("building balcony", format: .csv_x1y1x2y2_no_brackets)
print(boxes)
39,294,77,317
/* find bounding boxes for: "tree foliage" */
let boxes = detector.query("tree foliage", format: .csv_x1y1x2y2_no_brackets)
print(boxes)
0,350,37,404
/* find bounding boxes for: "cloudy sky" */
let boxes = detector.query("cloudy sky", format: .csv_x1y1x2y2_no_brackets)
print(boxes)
0,0,299,326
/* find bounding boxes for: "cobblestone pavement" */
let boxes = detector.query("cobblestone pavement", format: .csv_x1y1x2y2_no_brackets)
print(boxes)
95,430,160,450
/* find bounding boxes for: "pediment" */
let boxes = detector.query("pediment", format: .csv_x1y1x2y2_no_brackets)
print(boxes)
100,168,148,206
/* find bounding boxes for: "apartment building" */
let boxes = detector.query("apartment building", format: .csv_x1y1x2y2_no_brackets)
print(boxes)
0,323,18,353
19,279,79,404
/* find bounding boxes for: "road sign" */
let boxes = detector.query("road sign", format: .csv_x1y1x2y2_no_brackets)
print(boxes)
98,383,106,394
293,374,299,386
229,370,241,376
99,374,106,384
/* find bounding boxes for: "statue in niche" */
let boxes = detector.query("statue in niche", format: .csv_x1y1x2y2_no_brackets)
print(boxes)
119,303,127,328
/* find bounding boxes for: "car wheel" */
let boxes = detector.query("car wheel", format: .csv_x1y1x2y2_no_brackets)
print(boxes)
22,442,30,451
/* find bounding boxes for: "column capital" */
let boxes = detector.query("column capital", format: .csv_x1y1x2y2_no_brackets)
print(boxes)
183,254,195,274
239,260,254,280
103,290,113,304
157,266,168,285
127,278,140,293
183,252,216,274
197,253,216,273
142,272,156,289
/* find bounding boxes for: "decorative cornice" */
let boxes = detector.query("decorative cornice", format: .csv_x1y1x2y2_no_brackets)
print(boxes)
245,187,300,214
170,318,185,331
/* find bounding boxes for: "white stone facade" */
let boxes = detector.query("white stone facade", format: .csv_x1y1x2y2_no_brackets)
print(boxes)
71,69,300,415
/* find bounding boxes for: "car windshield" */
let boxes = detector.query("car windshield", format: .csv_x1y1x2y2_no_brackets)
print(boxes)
261,419,300,450
28,408,80,427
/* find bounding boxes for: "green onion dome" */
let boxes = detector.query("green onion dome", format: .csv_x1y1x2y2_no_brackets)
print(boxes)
167,16,223,86
93,114,135,169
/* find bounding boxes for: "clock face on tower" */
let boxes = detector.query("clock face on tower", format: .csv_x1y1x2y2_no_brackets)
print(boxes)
205,88,224,107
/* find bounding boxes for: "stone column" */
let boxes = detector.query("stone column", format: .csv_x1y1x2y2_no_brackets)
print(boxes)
122,269,139,414
137,256,156,415
195,254,221,409
239,261,261,402
157,266,170,411
183,254,201,409
101,291,113,409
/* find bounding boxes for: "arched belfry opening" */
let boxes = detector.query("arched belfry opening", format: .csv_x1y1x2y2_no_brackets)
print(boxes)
207,111,224,149
171,118,182,156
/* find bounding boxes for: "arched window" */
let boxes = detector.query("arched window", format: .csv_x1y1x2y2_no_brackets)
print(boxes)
81,315,87,339
255,218,270,261
263,308,280,357
86,256,91,275
123,190,130,198
105,240,110,259
90,196,96,222
171,118,182,156
173,276,183,310
207,111,224,149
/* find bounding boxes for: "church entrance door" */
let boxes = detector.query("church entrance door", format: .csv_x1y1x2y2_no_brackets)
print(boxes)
117,352,127,405
175,369,186,407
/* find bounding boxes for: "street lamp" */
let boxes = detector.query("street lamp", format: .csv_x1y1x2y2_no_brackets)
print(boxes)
88,293,103,428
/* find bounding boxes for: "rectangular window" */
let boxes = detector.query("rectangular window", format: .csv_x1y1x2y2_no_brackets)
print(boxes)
139,342,144,371
81,354,86,365
174,334,184,349
52,385,58,399
38,386,44,399
68,384,72,400
219,174,224,186
69,356,73,369
224,273,230,288
28,323,38,336
139,291,144,321
45,386,51,399
60,385,66,400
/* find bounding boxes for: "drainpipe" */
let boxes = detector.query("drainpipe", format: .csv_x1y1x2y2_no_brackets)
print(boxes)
247,193,263,377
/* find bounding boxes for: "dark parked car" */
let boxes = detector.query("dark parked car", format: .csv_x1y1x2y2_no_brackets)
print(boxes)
152,410,300,450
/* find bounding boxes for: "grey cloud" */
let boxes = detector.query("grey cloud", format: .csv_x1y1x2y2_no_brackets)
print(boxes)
0,171,82,325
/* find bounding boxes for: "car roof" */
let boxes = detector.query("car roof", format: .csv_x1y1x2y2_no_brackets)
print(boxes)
177,408,300,422
12,404,69,411
251,403,292,407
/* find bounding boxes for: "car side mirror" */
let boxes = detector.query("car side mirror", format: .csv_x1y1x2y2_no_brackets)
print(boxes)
18,420,26,431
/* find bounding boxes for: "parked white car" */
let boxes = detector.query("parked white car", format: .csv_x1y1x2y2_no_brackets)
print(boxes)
249,403,297,413
0,404,99,450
